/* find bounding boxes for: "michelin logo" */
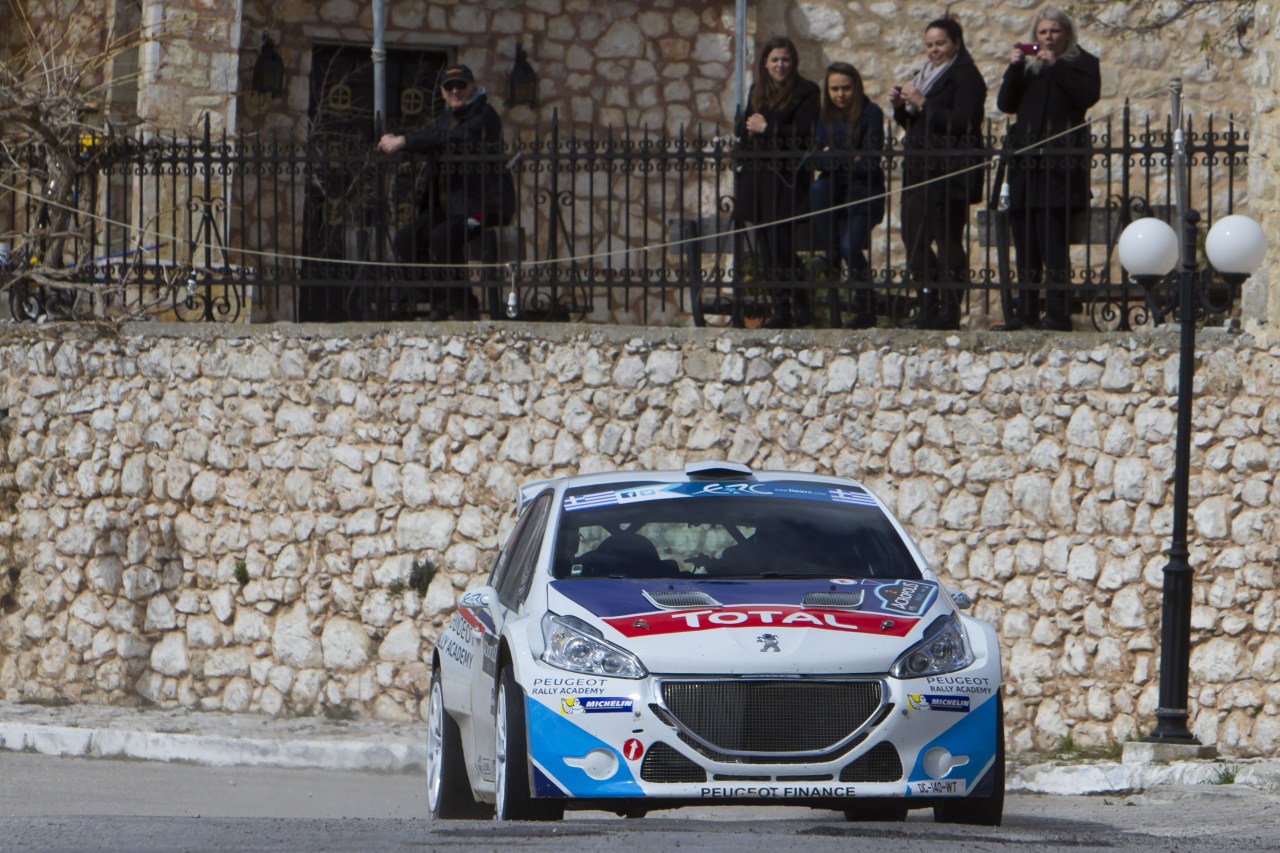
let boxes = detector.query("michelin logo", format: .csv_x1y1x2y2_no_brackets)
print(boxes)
561,696,634,714
907,694,970,713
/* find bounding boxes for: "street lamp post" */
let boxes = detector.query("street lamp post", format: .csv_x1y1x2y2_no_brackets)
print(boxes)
1117,81,1267,745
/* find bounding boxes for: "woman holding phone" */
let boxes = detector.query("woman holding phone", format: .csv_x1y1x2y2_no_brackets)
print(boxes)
890,16,987,330
995,6,1101,331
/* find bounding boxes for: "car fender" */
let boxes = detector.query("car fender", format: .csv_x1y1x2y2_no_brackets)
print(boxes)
958,613,1003,679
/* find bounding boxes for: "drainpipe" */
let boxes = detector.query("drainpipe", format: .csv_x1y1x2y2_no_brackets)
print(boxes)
228,0,243,140
734,0,746,117
372,0,387,128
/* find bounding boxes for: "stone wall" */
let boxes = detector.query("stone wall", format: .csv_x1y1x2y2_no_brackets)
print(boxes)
1,323,1277,756
229,0,1251,139
1246,7,1280,341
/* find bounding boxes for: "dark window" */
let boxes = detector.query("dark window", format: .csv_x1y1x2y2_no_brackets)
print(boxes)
298,45,450,321
552,482,922,581
308,44,450,144
494,492,552,610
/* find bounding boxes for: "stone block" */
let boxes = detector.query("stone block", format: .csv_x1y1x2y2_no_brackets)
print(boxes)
322,617,371,671
272,603,322,669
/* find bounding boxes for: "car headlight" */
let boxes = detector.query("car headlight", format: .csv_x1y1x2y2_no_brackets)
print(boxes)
890,614,975,678
541,613,647,679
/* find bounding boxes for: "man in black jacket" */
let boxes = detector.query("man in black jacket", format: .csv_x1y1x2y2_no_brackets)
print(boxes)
378,64,515,319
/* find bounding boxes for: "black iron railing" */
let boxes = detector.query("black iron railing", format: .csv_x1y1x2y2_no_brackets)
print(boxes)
0,105,1249,328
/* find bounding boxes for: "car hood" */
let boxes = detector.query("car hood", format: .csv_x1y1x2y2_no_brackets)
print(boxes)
546,577,944,675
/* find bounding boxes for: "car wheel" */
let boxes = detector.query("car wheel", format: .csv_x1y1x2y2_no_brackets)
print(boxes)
934,693,1005,827
426,670,489,820
844,799,909,822
494,666,564,821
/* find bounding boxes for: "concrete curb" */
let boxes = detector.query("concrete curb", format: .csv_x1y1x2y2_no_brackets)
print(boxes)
3,714,1278,794
0,722,427,773
1009,758,1280,795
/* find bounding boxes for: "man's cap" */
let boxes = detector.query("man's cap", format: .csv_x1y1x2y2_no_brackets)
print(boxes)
440,65,475,86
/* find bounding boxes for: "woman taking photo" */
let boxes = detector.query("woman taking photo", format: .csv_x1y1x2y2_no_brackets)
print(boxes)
891,16,987,330
735,36,820,328
995,6,1101,331
809,61,886,329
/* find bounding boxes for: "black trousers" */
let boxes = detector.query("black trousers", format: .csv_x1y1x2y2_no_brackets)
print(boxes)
901,188,969,322
1010,206,1073,324
392,208,476,318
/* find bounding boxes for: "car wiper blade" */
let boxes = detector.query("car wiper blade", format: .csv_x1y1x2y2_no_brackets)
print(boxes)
712,572,843,580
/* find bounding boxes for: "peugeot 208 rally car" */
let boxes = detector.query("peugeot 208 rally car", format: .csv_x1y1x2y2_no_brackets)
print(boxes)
426,461,1004,824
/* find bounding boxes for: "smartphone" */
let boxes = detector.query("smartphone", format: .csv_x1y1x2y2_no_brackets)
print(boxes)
1015,42,1040,55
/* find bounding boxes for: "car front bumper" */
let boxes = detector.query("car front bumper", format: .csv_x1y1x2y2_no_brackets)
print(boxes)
521,664,1002,804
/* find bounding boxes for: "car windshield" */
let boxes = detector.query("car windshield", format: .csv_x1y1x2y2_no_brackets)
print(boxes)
550,480,922,581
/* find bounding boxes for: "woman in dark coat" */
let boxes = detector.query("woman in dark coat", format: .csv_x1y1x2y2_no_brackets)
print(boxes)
891,17,987,330
735,36,820,328
809,61,886,329
995,6,1101,331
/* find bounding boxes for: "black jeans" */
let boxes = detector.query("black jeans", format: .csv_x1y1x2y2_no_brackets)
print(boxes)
392,208,475,318
901,188,969,324
1010,206,1073,324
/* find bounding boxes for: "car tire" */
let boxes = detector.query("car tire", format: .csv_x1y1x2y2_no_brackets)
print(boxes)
843,799,909,822
426,670,489,820
933,693,1005,827
495,666,565,821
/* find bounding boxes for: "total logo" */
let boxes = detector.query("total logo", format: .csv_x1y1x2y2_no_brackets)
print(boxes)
603,605,916,637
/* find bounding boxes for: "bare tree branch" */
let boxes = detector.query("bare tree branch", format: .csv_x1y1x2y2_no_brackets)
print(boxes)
1069,0,1256,54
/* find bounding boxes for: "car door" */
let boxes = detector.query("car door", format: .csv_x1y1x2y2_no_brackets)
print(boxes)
469,490,553,781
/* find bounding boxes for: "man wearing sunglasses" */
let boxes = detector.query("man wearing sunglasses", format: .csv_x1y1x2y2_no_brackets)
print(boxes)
378,64,515,320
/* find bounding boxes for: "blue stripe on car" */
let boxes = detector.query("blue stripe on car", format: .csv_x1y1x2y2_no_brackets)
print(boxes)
526,696,643,798
906,693,998,795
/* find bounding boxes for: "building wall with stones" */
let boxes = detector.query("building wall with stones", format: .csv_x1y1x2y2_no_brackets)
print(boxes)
1246,6,1280,342
228,0,1255,139
0,324,1278,756
8,1,1274,337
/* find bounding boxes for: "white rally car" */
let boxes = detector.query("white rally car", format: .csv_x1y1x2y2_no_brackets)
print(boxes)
426,462,1004,824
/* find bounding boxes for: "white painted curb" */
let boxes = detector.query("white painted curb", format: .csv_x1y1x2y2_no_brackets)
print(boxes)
0,722,427,773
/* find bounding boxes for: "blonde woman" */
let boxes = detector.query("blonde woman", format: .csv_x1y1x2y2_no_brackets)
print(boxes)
995,7,1101,331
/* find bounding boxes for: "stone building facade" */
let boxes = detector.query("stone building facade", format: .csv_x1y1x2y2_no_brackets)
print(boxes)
8,2,1251,153
4,1,1274,338
1,323,1278,756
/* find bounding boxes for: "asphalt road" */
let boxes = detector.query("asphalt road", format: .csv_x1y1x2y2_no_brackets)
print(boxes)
3,752,1279,852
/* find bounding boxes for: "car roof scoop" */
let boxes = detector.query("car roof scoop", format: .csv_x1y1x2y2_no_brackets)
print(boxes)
802,590,866,610
643,589,723,609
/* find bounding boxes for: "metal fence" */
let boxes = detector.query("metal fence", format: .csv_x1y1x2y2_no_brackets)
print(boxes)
0,105,1248,328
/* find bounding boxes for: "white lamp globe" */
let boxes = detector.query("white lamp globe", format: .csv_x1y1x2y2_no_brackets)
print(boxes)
1205,215,1266,275
1118,217,1179,277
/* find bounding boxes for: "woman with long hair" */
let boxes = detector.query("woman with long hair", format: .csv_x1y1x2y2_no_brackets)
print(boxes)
890,16,987,330
735,36,820,328
995,6,1101,331
809,61,886,328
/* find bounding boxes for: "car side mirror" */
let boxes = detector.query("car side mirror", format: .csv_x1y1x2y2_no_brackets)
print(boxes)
950,591,973,610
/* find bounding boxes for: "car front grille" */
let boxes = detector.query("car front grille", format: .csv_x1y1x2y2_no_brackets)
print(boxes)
657,679,884,757
640,741,708,783
839,742,904,782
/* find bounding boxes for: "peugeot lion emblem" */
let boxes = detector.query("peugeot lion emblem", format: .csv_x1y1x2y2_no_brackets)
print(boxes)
757,633,781,653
